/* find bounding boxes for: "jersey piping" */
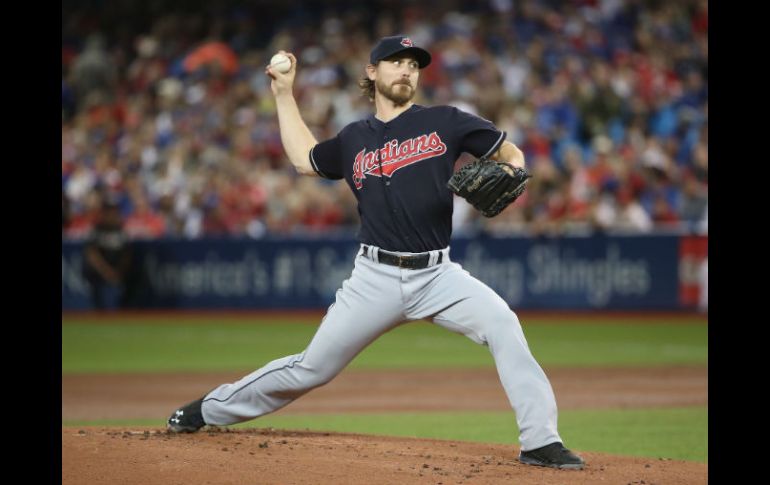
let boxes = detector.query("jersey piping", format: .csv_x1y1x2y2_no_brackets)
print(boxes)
481,131,507,159
309,147,333,179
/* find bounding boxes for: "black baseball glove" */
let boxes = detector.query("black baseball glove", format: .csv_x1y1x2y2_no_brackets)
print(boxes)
447,158,532,217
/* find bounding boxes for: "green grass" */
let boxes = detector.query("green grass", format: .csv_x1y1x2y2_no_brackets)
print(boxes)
63,406,707,463
62,317,707,373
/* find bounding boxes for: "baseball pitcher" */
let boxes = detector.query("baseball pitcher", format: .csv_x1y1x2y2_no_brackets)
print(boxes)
167,35,584,470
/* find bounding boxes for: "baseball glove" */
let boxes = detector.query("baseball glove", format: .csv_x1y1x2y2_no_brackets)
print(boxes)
447,158,532,217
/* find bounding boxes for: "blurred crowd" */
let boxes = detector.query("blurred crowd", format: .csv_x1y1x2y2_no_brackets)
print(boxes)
62,0,708,240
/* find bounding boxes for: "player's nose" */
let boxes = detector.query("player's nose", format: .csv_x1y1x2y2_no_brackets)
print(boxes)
396,63,412,75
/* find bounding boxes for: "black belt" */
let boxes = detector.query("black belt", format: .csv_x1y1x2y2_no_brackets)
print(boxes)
362,245,443,269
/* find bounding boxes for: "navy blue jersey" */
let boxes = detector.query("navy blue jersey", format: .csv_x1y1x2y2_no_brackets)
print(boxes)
310,104,505,252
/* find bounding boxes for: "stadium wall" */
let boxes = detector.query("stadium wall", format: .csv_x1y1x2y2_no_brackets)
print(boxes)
62,234,707,311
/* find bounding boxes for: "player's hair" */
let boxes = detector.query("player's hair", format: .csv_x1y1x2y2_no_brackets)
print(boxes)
358,76,375,101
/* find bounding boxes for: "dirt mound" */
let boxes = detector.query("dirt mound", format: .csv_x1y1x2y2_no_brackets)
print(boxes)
62,427,706,485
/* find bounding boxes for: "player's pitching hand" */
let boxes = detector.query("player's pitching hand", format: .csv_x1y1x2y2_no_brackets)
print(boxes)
266,50,297,97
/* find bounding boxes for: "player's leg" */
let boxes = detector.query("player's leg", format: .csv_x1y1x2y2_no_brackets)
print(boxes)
168,252,406,431
405,262,563,452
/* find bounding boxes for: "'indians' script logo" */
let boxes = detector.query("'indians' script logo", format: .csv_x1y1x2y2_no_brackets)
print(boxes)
353,132,447,189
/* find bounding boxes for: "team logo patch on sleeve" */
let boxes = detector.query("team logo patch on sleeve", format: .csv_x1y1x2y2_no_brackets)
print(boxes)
353,132,447,189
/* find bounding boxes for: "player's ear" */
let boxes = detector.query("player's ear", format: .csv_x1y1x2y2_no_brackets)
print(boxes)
366,63,377,81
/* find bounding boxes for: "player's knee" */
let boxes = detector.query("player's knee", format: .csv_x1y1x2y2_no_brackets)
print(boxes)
297,364,338,391
317,372,337,388
479,306,520,330
482,308,524,341
507,309,523,327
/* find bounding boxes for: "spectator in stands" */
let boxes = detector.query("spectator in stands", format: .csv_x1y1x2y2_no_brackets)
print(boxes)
70,33,116,110
62,191,70,230
613,188,653,233
650,194,680,228
61,0,707,239
65,191,103,239
124,192,167,239
678,174,708,230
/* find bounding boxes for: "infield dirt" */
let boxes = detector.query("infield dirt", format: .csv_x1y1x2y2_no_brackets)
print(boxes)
62,366,707,484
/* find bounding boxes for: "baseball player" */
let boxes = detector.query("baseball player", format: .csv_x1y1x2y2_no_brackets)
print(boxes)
167,35,584,470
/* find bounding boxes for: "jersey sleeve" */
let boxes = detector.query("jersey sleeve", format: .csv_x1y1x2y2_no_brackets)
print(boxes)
452,107,507,159
309,135,345,180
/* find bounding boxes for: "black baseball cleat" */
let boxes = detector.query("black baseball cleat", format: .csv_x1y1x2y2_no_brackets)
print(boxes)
518,442,585,470
167,397,206,433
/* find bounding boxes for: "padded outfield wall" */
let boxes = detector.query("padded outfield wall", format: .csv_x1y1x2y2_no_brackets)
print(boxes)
62,234,707,311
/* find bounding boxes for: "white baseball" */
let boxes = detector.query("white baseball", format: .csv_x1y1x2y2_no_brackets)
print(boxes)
270,53,292,74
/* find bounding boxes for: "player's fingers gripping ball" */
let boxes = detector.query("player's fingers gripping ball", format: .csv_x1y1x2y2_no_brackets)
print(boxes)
269,53,292,74
447,158,532,217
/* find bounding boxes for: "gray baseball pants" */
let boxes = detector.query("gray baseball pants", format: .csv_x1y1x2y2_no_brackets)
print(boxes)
201,244,562,451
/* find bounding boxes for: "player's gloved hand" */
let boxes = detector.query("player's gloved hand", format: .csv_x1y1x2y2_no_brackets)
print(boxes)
447,158,532,217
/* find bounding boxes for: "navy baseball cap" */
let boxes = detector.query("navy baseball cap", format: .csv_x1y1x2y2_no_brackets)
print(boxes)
369,35,432,68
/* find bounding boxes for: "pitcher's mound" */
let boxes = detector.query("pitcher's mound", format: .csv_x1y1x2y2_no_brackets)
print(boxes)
62,427,706,485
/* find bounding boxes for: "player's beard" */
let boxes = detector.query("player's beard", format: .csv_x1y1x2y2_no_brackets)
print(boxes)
376,79,415,106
